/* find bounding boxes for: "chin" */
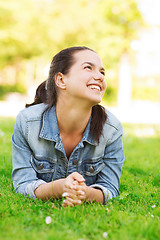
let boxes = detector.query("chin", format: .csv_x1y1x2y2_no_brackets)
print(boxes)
89,98,102,106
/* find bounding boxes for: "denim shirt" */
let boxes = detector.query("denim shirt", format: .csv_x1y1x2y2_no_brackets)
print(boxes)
12,103,125,204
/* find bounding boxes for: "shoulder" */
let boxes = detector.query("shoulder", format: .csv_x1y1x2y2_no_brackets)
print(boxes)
14,103,49,135
16,103,49,122
105,109,123,131
102,108,123,143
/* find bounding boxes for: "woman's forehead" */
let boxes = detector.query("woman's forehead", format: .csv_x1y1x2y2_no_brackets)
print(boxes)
73,50,103,66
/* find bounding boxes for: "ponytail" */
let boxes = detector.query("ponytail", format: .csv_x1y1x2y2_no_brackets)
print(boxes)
25,81,47,108
91,105,107,143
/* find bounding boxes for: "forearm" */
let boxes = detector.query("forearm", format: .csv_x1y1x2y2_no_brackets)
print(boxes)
85,186,104,204
34,178,65,200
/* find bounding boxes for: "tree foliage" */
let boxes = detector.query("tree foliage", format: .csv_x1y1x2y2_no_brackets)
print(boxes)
0,0,143,69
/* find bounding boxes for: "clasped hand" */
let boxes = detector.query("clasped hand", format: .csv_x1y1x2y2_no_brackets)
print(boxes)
62,172,87,207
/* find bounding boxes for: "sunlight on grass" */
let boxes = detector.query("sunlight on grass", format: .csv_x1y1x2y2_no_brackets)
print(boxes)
123,124,160,138
0,118,160,240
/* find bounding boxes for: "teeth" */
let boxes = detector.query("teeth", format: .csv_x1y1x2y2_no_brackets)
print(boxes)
88,85,101,91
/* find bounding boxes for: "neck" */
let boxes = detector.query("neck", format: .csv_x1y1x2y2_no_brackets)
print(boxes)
56,98,92,136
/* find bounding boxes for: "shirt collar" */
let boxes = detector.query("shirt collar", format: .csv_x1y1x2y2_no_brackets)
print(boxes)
81,117,98,146
39,105,98,146
39,105,60,142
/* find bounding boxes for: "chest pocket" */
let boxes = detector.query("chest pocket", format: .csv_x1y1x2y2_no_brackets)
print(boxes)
82,157,105,185
30,155,56,182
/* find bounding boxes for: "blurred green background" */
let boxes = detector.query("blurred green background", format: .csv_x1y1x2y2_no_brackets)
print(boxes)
0,0,160,109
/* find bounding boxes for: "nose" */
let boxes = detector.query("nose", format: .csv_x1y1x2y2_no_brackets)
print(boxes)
93,70,104,82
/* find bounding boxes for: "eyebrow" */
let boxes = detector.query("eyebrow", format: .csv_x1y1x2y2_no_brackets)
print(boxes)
81,61,105,72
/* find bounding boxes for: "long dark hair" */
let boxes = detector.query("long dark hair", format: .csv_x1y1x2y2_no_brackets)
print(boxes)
26,46,107,142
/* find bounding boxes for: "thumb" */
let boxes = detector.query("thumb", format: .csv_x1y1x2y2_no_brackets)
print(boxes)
72,172,85,183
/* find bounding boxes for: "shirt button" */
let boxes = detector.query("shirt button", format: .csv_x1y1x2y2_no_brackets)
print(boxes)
89,165,94,173
38,163,43,170
73,160,78,165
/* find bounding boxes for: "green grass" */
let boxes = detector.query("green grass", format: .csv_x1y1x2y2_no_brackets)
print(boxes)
0,118,160,240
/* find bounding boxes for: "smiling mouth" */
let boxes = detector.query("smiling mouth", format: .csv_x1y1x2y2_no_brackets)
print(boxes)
88,84,101,91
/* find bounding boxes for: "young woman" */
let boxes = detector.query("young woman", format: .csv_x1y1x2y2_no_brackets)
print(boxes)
12,46,125,207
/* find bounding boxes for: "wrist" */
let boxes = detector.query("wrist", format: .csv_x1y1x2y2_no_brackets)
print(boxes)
85,186,104,203
85,186,91,200
56,178,66,197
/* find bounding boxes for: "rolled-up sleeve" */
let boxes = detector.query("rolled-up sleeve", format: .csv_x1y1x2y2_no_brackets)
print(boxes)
90,183,112,204
12,111,46,198
25,180,46,198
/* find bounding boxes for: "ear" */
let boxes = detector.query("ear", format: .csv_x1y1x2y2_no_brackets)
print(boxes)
55,72,66,89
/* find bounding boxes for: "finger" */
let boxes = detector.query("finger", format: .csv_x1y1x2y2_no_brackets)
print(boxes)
70,180,79,189
64,181,79,190
66,197,82,206
63,199,74,208
77,190,85,196
70,184,78,190
76,191,85,200
65,191,80,200
79,182,86,186
73,184,85,193
70,181,84,190
71,172,85,183
62,192,69,197
72,180,78,185
64,182,82,192
63,188,78,197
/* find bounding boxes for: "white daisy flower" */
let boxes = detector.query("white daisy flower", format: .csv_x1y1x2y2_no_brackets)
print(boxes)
45,216,52,224
103,232,108,238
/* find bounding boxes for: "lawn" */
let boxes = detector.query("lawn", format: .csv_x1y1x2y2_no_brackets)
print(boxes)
0,117,159,240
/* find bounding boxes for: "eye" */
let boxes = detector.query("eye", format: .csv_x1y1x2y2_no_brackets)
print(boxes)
84,65,92,70
100,71,105,76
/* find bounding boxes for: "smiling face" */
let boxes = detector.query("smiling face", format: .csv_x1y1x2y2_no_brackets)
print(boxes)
57,50,107,107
